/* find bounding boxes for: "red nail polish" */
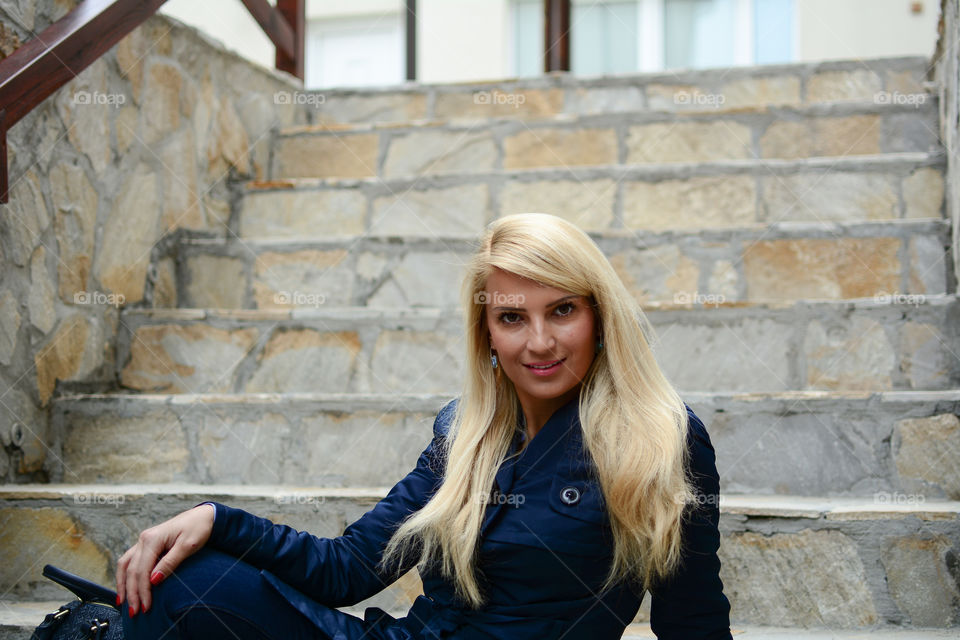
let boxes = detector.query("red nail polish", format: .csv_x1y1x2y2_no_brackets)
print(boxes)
116,593,122,606
129,605,136,617
150,571,164,586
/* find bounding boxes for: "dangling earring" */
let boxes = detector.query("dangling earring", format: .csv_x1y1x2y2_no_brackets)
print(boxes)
490,349,498,368
595,336,604,353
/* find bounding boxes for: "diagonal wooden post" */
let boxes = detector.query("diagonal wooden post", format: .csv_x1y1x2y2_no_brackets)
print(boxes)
275,0,305,80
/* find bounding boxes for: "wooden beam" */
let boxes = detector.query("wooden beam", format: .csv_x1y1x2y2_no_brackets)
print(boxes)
544,0,571,72
239,0,296,60
275,0,304,80
405,0,417,81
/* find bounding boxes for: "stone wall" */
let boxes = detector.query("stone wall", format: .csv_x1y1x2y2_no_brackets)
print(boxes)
0,0,310,481
937,0,960,287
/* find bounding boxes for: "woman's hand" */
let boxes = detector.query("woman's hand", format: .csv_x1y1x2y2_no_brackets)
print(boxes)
116,503,215,616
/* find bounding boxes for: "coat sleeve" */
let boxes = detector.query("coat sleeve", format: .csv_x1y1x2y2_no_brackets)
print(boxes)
648,405,733,640
200,398,457,608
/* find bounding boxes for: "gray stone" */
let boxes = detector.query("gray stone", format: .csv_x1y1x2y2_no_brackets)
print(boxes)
761,173,898,223
253,249,354,308
193,410,292,484
240,188,366,238
383,130,497,177
803,317,895,390
566,86,644,114
1,170,49,267
49,161,98,301
27,246,56,334
367,251,466,307
244,329,360,393
882,535,959,626
893,413,960,499
369,330,463,394
499,180,615,231
0,290,21,366
908,234,947,295
371,185,489,236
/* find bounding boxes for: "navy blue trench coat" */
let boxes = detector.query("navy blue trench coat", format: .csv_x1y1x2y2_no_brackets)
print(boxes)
202,396,732,639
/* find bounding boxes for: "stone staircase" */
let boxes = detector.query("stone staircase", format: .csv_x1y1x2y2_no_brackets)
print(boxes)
3,55,960,637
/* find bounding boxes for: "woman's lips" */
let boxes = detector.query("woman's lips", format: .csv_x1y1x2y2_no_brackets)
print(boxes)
524,358,565,375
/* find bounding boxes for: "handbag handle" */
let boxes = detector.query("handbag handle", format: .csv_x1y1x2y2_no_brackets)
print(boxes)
41,565,118,607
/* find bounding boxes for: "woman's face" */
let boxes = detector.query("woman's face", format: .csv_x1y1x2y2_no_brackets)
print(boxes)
483,268,599,412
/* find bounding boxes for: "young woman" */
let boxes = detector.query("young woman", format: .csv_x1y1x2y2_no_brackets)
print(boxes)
117,213,732,639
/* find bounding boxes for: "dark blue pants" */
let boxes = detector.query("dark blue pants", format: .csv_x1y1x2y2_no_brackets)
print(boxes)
120,547,366,639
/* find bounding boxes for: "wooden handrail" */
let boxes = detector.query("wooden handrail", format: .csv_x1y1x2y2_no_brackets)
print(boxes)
0,0,304,203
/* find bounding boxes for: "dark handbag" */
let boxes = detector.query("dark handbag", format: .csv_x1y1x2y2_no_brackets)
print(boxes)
30,564,123,640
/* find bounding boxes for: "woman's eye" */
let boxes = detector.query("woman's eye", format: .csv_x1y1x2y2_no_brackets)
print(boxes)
498,312,520,324
556,302,575,316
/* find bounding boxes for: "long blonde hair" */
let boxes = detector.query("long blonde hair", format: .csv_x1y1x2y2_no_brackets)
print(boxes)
380,213,695,607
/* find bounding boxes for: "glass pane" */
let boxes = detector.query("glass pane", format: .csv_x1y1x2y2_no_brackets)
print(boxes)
514,0,545,77
755,0,793,64
664,0,736,69
572,0,639,75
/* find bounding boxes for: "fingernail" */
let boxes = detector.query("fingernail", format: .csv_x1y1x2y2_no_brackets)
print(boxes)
150,571,164,586
116,593,122,606
129,605,136,617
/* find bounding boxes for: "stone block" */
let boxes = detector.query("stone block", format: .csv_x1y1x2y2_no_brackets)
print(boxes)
0,290,21,366
142,61,182,144
317,93,428,124
253,249,353,308
503,128,617,169
908,234,947,295
759,115,882,158
882,535,959,626
184,255,246,309
807,70,883,103
899,321,951,389
369,330,462,394
626,121,752,163
742,237,901,300
434,88,563,120
903,168,945,219
273,133,378,179
760,173,897,223
566,86,644,114
367,252,466,308
120,324,258,393
240,188,366,238
27,246,55,334
371,184,489,236
35,314,99,406
244,329,361,393
893,413,960,499
609,245,700,305
193,410,292,484
383,130,497,177
499,180,615,231
803,317,895,390
49,161,98,301
159,128,205,231
1,169,49,267
622,176,756,230
719,75,802,109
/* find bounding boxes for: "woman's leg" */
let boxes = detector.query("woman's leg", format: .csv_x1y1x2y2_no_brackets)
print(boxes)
120,547,327,640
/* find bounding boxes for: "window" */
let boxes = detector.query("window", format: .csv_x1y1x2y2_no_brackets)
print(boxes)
306,14,405,89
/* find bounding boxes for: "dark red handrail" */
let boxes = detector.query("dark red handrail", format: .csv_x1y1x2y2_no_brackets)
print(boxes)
0,0,304,203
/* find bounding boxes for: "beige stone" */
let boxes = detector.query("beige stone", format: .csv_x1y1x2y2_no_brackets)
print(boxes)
499,180,615,231
908,235,946,295
240,188,366,238
194,409,291,484
645,84,733,112
184,255,246,309
886,69,927,95
317,93,428,124
903,168,945,219
160,128,205,231
434,88,563,120
761,173,897,223
804,317,894,390
35,314,90,405
743,237,901,300
0,22,22,58
114,104,139,154
207,98,251,179
806,70,883,104
142,62,182,144
707,260,738,301
203,193,231,233
50,161,98,301
609,245,700,305
273,133,378,179
626,121,752,163
57,59,112,173
115,23,172,103
759,115,882,159
504,128,617,169
893,413,960,499
719,75,803,109
622,176,756,230
253,249,353,309
883,536,959,626
371,184,489,236
27,246,56,334
245,330,361,393
370,330,462,394
0,290,21,366
367,251,467,308
383,130,497,177
63,410,189,482
2,169,49,267
900,321,948,389
719,529,877,626
0,508,111,597
120,324,258,393
153,257,177,308
95,163,160,304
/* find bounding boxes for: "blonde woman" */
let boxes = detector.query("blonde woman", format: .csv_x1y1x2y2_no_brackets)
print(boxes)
117,213,732,639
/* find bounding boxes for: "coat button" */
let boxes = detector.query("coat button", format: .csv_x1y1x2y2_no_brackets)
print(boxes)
560,486,581,505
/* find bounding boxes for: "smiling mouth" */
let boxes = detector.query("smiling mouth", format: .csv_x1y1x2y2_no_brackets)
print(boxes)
524,358,565,370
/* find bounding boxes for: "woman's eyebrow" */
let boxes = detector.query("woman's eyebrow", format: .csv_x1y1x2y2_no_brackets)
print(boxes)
492,294,579,311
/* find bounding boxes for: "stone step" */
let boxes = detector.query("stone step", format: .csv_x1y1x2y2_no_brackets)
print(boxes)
271,102,940,181
0,485,957,628
299,56,931,125
168,219,950,310
239,153,946,240
114,296,960,396
43,391,960,498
